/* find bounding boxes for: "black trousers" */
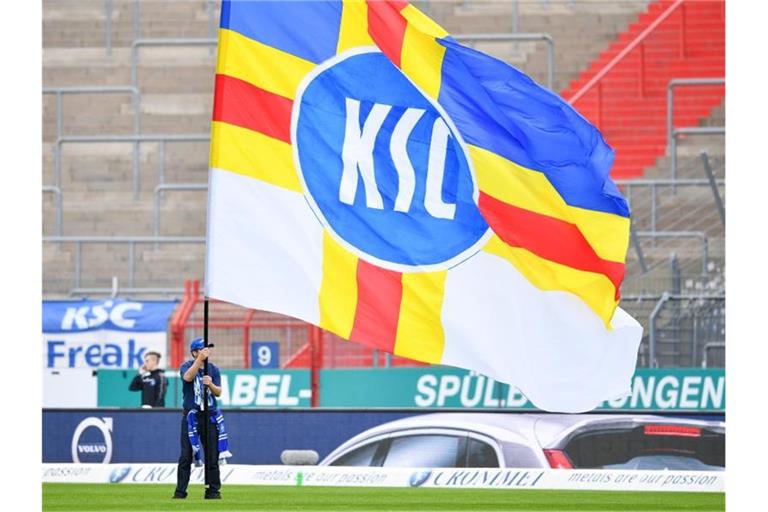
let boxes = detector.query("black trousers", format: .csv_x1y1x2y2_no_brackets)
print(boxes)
175,410,221,497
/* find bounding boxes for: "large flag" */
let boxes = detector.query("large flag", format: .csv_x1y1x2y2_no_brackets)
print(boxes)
205,0,642,412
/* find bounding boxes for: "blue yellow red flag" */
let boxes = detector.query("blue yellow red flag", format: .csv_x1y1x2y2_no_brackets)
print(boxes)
206,0,642,412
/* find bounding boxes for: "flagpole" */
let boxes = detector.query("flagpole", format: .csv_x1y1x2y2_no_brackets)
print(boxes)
202,297,210,491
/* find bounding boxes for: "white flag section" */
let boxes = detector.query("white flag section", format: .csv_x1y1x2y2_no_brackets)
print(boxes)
206,169,642,412
440,252,642,412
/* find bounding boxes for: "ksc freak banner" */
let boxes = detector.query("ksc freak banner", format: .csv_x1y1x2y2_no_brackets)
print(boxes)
43,300,177,370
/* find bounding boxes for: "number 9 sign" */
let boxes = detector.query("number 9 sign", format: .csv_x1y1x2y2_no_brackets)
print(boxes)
250,342,279,369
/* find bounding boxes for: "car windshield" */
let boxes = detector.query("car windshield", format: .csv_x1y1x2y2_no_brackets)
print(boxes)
563,425,724,470
604,455,723,471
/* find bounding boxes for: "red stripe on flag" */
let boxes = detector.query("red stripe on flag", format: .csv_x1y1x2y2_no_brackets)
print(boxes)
349,260,403,353
479,192,625,298
212,74,293,144
366,0,409,67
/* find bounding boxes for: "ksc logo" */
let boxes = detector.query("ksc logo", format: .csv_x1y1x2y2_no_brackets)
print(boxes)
293,48,489,271
60,300,143,331
71,417,113,464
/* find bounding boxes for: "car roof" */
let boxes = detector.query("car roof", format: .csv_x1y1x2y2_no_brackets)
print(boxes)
348,411,723,434
322,412,726,464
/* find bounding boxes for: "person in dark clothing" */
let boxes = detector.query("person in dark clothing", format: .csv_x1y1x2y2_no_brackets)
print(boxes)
128,351,167,408
173,338,223,500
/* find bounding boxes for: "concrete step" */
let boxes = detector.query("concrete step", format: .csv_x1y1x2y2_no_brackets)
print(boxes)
41,0,663,296
43,0,216,47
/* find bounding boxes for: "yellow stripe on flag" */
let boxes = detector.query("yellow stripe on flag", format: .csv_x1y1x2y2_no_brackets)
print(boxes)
216,28,315,100
399,4,448,100
400,4,449,39
210,121,302,193
469,144,630,264
484,235,618,325
318,232,359,338
394,270,447,363
337,0,374,53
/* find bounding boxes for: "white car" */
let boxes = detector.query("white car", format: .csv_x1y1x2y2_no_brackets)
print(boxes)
320,413,725,470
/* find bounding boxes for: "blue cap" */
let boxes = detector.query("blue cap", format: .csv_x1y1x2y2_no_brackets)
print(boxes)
189,337,215,352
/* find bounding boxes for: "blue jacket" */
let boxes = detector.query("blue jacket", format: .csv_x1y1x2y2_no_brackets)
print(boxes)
179,360,222,411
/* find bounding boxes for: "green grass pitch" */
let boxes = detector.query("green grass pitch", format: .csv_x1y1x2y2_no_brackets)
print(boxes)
42,483,724,512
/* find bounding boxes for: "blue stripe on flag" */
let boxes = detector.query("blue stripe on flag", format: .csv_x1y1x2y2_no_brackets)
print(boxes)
437,38,629,218
220,0,343,64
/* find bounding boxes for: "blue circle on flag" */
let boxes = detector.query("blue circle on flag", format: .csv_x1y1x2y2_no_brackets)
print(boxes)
293,48,489,271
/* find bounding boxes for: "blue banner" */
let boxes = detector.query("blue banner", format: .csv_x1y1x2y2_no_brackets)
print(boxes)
42,409,417,464
42,409,725,465
43,300,177,333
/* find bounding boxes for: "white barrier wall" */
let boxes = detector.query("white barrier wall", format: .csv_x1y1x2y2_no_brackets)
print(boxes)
43,369,97,408
42,464,724,493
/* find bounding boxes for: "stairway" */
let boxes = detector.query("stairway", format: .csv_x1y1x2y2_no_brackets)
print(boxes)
561,0,725,178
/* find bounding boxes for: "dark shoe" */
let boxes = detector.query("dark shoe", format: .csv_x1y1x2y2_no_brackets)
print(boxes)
205,492,222,500
172,493,186,499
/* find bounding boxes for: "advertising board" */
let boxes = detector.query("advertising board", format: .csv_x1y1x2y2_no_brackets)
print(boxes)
320,368,725,412
42,409,724,466
41,464,724,492
43,300,177,370
98,367,725,412
43,300,177,407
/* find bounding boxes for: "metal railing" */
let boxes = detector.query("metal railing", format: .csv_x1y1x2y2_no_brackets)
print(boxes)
454,33,554,90
667,78,725,155
129,38,218,125
42,235,205,290
130,37,218,88
622,251,676,289
568,0,686,118
647,293,725,368
54,133,209,199
648,291,672,367
667,80,726,189
127,33,554,91
70,287,185,298
44,86,142,193
42,85,141,136
629,225,648,273
671,126,725,183
153,183,208,239
105,0,113,56
206,0,218,41
42,186,63,237
102,0,138,57
100,0,219,56
635,231,709,275
702,341,725,368
700,151,725,225
616,178,725,235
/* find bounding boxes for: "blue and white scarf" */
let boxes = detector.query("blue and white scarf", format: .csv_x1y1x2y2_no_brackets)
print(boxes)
186,409,233,466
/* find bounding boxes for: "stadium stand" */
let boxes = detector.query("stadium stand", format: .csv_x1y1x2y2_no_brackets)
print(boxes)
42,0,724,370
562,0,725,178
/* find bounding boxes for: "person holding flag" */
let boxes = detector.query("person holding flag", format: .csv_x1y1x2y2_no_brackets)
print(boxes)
173,338,223,500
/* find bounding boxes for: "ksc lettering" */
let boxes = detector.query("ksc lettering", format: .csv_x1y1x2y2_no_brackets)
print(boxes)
60,301,143,331
339,98,456,220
